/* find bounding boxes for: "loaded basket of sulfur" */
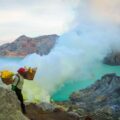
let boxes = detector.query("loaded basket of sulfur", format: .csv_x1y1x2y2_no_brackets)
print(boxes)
0,70,14,85
25,67,37,80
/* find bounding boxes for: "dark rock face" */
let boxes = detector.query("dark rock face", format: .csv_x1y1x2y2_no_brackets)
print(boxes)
104,52,120,65
70,73,120,120
0,87,29,120
0,34,59,57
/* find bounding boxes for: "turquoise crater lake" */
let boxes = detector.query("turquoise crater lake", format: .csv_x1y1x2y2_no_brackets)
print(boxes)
0,57,120,102
51,63,120,101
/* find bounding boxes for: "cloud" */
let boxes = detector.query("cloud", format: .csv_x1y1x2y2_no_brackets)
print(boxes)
1,0,119,43
0,0,79,43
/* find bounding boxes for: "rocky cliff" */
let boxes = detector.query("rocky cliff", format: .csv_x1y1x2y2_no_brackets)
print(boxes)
104,52,120,65
70,73,120,120
0,86,79,120
0,87,29,120
0,34,59,57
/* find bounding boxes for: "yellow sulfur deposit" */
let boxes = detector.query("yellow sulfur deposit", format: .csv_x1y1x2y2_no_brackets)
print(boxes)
25,67,37,80
24,66,33,73
28,68,33,73
0,70,14,79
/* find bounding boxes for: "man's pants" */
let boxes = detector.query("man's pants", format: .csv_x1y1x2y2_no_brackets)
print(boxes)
15,88,26,114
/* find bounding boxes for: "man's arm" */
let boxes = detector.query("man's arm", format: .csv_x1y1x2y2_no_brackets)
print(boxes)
12,75,19,86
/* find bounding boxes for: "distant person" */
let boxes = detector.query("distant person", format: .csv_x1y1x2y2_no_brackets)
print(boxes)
12,68,27,114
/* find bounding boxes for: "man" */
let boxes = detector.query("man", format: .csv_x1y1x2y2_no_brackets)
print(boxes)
12,67,27,114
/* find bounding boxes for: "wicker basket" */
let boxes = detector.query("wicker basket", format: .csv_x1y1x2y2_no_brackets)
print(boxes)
1,78,13,85
25,68,37,80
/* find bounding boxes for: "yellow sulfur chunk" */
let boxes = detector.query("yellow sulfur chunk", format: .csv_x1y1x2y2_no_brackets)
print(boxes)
0,70,14,79
28,68,33,73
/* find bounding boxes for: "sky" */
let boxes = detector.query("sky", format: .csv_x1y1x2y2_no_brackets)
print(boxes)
0,0,79,44
0,0,120,44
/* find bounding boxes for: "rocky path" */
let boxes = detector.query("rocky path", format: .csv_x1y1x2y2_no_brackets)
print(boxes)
25,103,79,120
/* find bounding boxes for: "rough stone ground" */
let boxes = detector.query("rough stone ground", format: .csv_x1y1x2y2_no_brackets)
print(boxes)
25,103,79,120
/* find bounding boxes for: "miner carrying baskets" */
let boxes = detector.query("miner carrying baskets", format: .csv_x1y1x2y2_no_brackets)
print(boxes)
0,67,37,114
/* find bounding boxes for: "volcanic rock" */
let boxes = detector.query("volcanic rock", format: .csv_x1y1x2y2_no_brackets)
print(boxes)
0,87,29,120
104,52,120,65
0,34,59,57
70,73,120,120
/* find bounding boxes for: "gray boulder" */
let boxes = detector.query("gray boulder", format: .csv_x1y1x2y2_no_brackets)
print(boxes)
38,102,56,111
0,87,29,120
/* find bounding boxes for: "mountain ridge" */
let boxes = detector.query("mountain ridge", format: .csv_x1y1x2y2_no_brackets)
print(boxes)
0,34,59,57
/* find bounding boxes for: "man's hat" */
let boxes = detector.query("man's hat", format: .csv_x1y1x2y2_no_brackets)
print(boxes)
17,68,26,74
